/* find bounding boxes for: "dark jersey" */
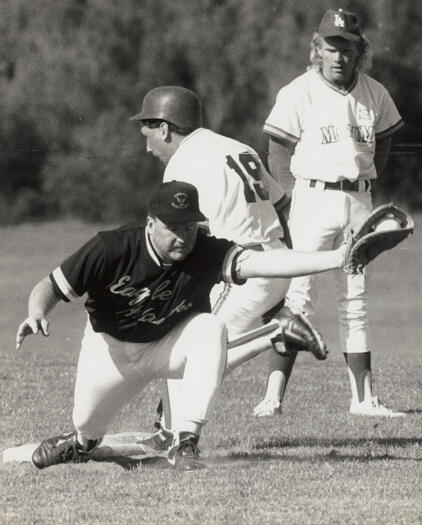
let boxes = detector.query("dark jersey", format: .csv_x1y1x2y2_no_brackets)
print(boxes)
50,225,242,342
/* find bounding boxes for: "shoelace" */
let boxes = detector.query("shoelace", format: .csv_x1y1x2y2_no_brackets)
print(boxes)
54,438,83,464
54,435,97,464
178,440,200,458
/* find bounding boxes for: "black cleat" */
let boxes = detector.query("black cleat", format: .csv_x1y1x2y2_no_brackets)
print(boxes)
167,436,206,471
32,432,96,469
137,425,174,452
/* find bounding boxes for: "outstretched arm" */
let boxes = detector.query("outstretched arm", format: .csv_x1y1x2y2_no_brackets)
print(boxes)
16,276,60,350
236,245,346,281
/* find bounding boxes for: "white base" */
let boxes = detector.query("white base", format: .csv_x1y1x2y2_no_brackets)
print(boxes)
2,432,149,463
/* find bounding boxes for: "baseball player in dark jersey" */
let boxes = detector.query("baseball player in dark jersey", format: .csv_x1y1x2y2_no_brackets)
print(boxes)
16,181,347,471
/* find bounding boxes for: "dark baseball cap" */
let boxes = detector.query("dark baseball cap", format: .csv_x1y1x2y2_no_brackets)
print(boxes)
148,181,206,224
319,8,361,42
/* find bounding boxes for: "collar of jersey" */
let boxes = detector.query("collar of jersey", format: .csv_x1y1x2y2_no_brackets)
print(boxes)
316,70,358,96
178,127,205,148
145,230,173,269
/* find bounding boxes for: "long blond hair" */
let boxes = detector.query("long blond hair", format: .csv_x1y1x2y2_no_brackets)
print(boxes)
309,32,372,72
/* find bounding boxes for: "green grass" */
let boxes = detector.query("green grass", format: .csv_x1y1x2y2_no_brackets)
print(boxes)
1,219,421,525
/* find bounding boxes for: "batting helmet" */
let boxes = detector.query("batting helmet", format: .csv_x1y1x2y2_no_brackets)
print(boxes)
130,86,203,129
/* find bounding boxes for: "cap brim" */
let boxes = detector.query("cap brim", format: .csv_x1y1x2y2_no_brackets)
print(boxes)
321,30,361,42
158,211,207,224
129,112,143,121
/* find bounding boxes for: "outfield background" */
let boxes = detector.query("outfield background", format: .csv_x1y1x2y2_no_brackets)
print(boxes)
0,0,421,225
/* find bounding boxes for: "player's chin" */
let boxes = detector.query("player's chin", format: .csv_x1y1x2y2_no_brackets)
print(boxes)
331,68,349,81
169,247,190,261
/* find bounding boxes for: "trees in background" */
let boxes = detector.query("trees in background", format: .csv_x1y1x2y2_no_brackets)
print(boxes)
0,0,421,223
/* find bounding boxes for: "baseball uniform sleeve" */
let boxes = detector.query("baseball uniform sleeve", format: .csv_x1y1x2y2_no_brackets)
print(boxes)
263,85,301,145
189,233,246,286
50,235,107,302
221,245,246,285
375,85,404,140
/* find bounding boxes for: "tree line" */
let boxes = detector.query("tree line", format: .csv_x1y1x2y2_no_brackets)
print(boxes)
0,0,421,224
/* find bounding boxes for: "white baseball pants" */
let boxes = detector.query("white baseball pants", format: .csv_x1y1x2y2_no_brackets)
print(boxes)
72,313,227,443
286,177,373,354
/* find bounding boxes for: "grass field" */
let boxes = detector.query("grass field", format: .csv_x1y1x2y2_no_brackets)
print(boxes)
1,219,421,525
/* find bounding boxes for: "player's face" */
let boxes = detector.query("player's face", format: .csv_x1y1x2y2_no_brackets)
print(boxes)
140,121,173,165
320,37,359,87
147,216,198,264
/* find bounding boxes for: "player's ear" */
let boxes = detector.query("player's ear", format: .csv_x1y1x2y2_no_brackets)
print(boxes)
160,121,171,140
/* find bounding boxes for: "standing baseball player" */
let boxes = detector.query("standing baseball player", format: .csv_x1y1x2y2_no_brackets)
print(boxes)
262,8,405,416
131,84,305,435
16,181,348,470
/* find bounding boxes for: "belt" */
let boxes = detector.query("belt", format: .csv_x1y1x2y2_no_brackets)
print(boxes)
309,179,370,192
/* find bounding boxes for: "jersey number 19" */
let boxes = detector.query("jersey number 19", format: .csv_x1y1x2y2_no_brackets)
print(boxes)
226,152,270,203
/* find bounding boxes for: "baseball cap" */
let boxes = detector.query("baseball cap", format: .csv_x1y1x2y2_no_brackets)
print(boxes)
148,181,206,224
319,8,361,42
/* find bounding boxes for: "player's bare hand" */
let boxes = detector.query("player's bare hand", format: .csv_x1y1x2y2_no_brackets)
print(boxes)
16,317,49,350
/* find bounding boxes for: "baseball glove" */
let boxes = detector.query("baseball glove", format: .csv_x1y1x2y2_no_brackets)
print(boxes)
343,203,414,275
271,306,328,361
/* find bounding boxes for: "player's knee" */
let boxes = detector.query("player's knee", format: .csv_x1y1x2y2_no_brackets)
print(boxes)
191,313,228,342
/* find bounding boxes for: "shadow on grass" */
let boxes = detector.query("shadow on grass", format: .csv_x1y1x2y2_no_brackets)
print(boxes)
87,438,422,471
88,448,421,471
256,436,422,449
86,433,422,470
211,449,422,467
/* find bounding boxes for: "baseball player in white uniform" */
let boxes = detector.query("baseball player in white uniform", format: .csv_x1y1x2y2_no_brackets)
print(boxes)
262,8,405,417
130,85,308,437
16,181,348,470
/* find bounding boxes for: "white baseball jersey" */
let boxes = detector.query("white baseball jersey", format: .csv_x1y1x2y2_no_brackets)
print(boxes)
161,130,288,430
264,69,404,182
163,128,284,247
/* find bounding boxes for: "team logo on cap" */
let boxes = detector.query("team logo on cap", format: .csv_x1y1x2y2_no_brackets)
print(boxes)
171,192,190,209
334,13,345,27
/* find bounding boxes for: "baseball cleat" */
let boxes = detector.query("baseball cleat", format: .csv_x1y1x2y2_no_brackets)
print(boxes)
274,306,328,361
349,396,406,417
167,437,206,471
137,425,174,452
252,398,282,417
32,432,98,469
